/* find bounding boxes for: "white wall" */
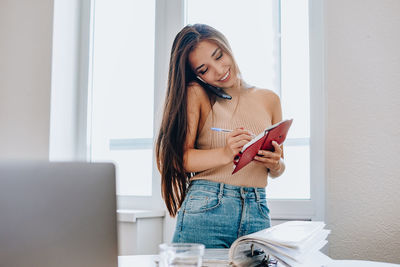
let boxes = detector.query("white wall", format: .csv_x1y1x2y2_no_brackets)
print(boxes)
0,0,54,160
325,0,400,263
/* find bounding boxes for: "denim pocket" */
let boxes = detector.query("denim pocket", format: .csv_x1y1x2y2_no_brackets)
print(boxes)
257,201,271,220
184,190,221,214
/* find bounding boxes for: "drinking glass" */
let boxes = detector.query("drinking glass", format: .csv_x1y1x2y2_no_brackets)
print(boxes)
159,243,205,267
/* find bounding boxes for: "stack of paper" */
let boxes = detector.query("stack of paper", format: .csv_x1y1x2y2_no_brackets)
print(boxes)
228,221,330,266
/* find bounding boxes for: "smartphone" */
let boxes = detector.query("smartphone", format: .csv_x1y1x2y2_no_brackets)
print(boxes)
196,77,232,100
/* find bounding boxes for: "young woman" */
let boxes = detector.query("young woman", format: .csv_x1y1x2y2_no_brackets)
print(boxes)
156,24,285,248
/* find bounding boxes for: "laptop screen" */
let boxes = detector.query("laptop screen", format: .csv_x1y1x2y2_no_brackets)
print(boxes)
0,161,118,267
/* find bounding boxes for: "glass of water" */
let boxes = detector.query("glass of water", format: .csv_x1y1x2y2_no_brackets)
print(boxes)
159,243,205,267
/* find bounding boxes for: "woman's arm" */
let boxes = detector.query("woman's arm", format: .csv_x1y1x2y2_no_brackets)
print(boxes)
184,129,254,173
182,84,252,173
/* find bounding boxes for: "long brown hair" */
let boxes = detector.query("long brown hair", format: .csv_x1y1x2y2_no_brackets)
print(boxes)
155,24,239,217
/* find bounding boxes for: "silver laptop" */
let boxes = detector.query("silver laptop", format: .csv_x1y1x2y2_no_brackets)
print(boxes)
0,161,118,267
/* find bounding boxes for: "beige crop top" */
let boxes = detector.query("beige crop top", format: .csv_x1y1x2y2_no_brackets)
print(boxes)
191,87,272,188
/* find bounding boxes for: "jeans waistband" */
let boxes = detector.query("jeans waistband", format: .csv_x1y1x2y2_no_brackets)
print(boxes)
188,179,266,200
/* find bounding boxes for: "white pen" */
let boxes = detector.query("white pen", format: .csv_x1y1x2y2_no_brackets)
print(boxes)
211,127,233,133
211,127,256,138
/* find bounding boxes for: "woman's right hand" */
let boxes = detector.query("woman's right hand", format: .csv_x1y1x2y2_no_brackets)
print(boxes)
223,128,254,162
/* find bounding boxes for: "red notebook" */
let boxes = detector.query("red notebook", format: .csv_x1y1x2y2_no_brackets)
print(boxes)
232,119,293,174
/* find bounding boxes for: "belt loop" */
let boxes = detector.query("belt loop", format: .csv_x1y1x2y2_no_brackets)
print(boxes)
240,187,245,199
218,183,224,199
254,188,260,202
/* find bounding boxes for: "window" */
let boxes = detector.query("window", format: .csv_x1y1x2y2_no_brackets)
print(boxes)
89,0,156,196
82,0,324,219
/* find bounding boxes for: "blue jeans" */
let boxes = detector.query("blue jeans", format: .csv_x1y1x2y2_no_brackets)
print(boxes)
172,179,271,248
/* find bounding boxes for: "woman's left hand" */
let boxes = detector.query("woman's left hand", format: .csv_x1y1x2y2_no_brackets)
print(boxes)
253,141,283,172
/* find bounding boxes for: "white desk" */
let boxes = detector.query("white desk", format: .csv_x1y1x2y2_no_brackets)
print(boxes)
118,255,158,267
328,262,400,267
117,255,400,267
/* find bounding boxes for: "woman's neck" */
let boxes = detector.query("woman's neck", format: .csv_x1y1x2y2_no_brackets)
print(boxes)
224,77,243,95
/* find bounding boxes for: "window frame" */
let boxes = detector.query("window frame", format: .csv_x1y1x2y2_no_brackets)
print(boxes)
267,0,325,221
77,0,325,220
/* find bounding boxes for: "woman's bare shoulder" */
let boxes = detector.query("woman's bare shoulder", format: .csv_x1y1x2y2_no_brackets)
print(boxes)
187,81,212,111
250,87,280,104
186,82,212,135
251,87,282,123
187,82,209,101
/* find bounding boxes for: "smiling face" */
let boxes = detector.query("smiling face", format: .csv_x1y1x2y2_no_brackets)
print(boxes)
189,40,238,89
